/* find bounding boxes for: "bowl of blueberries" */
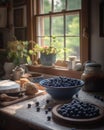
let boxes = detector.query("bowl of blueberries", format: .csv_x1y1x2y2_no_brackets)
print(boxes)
39,76,84,100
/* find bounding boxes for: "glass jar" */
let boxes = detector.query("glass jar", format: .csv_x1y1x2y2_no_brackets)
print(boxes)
81,63,104,92
68,56,76,70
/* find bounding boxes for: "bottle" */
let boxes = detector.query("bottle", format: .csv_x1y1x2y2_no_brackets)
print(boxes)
81,63,104,92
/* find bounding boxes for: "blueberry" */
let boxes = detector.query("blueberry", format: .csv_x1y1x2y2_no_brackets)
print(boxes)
36,107,40,112
47,116,51,121
46,99,50,104
62,112,67,116
35,101,39,107
75,93,78,98
74,108,78,113
27,104,31,108
100,97,104,102
45,110,48,114
70,110,74,115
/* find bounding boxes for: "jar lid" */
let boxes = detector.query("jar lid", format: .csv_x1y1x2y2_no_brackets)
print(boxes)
13,66,24,72
85,63,101,68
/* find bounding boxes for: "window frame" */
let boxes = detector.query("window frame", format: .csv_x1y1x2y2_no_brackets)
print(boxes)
27,0,90,65
36,10,81,60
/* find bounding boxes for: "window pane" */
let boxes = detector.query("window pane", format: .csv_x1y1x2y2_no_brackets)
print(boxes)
52,16,64,36
54,0,65,12
56,37,64,60
44,17,50,35
40,0,52,14
66,37,80,60
38,37,50,46
67,0,81,10
37,17,50,36
66,14,80,36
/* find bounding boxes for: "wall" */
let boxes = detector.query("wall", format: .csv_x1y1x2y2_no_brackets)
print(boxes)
91,0,104,70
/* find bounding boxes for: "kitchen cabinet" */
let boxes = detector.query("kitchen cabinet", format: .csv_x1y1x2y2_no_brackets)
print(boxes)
13,0,27,41
0,7,7,28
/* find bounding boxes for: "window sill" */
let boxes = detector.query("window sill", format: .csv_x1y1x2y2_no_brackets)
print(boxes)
27,65,82,79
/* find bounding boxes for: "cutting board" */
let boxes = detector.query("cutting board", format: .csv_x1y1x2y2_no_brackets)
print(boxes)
0,90,45,107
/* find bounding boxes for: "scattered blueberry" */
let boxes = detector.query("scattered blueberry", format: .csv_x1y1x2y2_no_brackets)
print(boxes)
100,97,104,102
36,107,40,112
27,104,31,108
35,101,39,107
46,99,50,104
94,95,100,99
47,116,51,121
48,107,52,111
94,95,104,102
45,110,48,114
75,93,78,98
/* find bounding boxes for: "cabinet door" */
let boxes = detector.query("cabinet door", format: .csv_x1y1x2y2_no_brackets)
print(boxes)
0,7,7,28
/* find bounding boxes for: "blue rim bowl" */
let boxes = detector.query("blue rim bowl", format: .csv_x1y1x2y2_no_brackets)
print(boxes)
39,76,84,100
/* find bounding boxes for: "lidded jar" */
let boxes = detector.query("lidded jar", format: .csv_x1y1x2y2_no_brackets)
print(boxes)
81,63,104,92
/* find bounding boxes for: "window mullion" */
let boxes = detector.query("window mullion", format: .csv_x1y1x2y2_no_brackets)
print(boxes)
52,0,54,12
66,0,68,10
50,15,52,43
64,14,66,61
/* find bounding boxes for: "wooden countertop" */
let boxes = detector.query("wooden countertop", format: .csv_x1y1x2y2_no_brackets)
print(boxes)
0,92,104,130
0,94,72,130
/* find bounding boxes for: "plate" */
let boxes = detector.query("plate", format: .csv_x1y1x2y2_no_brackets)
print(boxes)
0,80,20,94
52,104,104,126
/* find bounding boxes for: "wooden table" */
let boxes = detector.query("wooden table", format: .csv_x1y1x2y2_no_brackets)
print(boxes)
0,93,104,130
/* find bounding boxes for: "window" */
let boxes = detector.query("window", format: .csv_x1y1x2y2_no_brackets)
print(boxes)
31,0,89,65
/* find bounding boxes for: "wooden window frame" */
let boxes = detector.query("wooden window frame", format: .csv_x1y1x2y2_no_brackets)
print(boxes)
35,11,81,61
26,0,90,66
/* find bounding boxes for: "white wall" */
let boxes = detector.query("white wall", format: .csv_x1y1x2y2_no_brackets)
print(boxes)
91,0,104,70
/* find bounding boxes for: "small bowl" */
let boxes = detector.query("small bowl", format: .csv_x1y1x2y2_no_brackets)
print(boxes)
28,73,44,83
39,76,84,100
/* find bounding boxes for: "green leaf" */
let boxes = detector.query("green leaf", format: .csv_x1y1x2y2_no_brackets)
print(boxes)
27,56,32,65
